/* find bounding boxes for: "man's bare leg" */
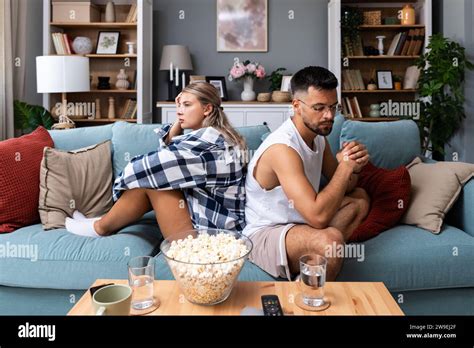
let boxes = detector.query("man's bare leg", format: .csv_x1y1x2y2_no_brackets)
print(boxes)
285,225,345,280
328,187,370,241
95,188,193,238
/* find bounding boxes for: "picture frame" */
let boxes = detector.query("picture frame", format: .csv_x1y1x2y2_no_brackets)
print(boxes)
205,76,228,101
280,75,293,92
376,70,394,90
96,31,120,55
216,0,268,52
189,75,207,83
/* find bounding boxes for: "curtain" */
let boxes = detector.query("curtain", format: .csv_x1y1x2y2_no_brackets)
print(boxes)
0,0,28,140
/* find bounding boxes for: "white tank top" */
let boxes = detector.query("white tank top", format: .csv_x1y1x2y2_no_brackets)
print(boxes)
243,117,325,237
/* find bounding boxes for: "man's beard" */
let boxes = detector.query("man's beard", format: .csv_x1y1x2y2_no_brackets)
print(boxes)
303,119,333,136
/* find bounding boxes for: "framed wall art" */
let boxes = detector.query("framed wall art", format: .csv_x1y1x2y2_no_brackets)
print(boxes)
216,0,268,52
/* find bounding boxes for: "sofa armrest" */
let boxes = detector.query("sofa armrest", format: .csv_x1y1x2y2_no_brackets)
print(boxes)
447,178,474,237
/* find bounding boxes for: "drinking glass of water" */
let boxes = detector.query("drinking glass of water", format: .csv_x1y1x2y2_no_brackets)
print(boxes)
128,256,155,310
295,254,331,311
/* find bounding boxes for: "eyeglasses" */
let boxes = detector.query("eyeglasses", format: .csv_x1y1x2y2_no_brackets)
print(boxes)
297,99,342,115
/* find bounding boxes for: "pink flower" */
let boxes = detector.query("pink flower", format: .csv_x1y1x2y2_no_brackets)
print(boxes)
255,65,266,79
246,63,257,73
230,65,246,79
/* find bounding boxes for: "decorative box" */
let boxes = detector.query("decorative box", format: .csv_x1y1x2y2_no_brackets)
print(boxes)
52,1,101,23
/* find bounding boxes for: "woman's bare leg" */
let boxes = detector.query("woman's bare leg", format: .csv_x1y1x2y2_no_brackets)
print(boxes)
94,188,193,238
145,189,193,239
94,188,152,236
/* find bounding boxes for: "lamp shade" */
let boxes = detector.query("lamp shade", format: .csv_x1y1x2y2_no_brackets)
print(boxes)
159,45,193,70
36,56,90,93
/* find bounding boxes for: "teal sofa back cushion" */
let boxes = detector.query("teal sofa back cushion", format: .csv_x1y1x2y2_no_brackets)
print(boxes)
326,113,345,156
112,122,163,177
340,119,421,169
49,124,113,151
111,122,270,178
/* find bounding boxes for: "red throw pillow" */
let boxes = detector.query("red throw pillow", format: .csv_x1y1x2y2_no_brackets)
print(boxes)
0,127,54,233
348,162,411,242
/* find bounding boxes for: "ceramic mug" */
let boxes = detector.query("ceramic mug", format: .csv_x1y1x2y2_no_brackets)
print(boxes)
92,284,132,315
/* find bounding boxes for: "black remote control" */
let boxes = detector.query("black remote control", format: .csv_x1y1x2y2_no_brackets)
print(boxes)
261,295,284,316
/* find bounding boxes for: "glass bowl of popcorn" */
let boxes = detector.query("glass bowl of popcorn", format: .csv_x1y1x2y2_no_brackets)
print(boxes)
160,229,253,305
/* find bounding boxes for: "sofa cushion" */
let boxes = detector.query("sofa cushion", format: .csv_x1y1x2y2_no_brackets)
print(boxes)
401,157,474,234
0,220,162,289
326,113,345,155
0,127,54,233
112,122,270,177
235,124,270,152
340,119,421,169
38,141,114,229
49,124,113,151
338,224,474,291
112,122,163,178
349,162,411,242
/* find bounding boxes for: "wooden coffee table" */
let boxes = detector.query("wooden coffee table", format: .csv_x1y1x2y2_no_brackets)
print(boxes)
68,279,404,315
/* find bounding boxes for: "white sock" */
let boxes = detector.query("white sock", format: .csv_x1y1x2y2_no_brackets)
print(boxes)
72,210,87,220
65,217,102,238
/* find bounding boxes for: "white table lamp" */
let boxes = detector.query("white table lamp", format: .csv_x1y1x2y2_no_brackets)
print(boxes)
36,56,90,127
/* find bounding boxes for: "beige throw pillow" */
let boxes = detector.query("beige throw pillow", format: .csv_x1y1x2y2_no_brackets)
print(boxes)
39,141,113,230
401,157,474,233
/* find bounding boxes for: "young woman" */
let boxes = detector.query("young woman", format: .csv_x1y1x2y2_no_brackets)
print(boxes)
65,82,247,238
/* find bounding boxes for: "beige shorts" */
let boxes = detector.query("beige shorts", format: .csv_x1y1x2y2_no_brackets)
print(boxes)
248,224,296,280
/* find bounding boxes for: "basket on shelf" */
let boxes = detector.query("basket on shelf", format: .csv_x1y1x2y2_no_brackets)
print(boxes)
271,91,291,103
363,10,382,25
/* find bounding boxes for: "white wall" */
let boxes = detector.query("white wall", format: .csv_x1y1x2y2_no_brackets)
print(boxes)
442,0,474,163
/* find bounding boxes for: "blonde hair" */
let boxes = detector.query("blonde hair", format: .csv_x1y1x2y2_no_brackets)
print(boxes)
181,82,247,152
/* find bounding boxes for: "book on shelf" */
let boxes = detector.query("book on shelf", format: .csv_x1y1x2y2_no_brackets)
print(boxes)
387,32,402,56
406,29,421,56
344,97,354,118
342,69,365,90
52,33,74,55
401,29,415,56
411,28,425,56
130,70,137,90
130,102,138,119
352,97,363,118
342,97,349,117
394,31,408,56
126,4,137,23
122,98,137,119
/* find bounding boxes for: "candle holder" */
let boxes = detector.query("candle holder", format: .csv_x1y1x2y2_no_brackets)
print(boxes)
376,36,386,55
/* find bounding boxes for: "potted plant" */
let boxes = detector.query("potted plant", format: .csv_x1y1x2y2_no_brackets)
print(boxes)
393,75,403,90
14,100,55,134
341,7,363,56
415,33,474,158
267,67,287,92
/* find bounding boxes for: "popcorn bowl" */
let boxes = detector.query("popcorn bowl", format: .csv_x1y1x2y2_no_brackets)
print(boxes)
160,229,253,305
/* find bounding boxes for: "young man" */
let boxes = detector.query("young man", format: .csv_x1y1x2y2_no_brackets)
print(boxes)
243,66,370,281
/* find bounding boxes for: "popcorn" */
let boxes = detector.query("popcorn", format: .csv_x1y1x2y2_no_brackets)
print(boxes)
164,232,250,304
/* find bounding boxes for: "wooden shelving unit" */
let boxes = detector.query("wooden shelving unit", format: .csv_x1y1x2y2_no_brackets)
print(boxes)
43,0,153,127
50,22,137,29
328,0,432,120
342,89,417,93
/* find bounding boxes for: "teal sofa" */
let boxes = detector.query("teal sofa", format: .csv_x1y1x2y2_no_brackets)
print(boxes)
1,116,473,315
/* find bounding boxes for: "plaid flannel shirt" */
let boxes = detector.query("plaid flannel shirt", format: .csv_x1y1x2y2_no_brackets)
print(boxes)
112,124,246,232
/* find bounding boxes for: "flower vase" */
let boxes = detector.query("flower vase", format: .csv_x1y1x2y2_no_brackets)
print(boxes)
241,76,256,101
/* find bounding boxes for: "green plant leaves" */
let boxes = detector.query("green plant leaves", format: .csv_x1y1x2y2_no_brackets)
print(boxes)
14,100,55,133
267,67,287,92
416,33,473,155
